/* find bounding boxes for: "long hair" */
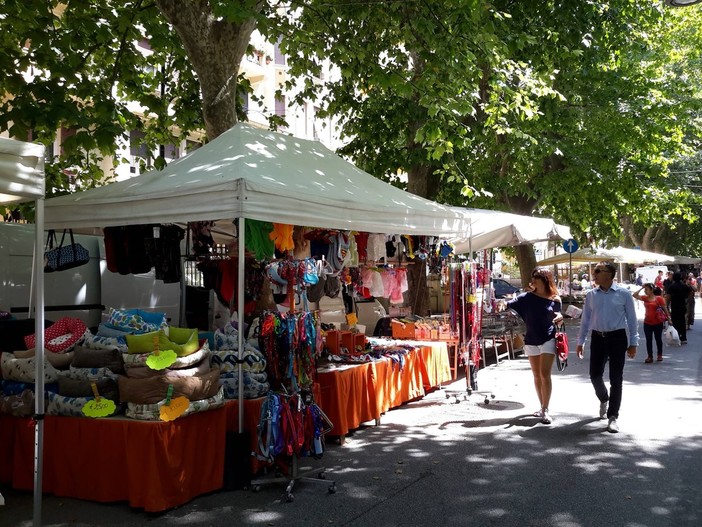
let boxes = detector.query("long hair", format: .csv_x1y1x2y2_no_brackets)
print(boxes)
531,268,558,297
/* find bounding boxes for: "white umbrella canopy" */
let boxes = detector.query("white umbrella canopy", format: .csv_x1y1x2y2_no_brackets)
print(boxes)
449,208,571,253
536,246,673,266
660,255,701,265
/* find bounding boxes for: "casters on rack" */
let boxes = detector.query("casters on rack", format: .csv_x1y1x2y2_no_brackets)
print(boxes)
249,456,338,502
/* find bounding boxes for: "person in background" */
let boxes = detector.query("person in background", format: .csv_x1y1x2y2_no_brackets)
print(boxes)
635,274,643,287
571,273,582,291
663,271,674,311
654,270,664,291
503,268,562,425
634,283,670,363
581,273,591,290
685,273,696,329
666,272,693,344
576,262,638,434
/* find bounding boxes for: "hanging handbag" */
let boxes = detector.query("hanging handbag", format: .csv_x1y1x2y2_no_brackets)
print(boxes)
655,305,668,323
554,327,569,372
44,229,90,272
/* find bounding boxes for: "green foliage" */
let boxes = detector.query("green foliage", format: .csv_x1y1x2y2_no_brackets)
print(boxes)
274,0,702,253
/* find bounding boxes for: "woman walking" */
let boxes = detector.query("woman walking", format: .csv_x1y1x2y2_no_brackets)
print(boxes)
634,284,670,362
503,268,563,424
686,273,696,329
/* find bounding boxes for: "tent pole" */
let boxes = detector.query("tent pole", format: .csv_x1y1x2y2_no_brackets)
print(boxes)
33,198,45,527
237,216,245,434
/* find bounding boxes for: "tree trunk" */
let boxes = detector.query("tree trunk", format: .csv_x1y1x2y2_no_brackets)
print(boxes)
155,0,263,140
516,245,537,288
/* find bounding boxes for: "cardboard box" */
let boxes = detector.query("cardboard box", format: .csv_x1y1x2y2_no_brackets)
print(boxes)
391,319,416,339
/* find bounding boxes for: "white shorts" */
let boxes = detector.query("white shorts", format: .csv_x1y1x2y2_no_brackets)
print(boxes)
523,338,556,357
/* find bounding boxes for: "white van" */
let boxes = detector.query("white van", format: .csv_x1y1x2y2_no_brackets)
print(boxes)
635,265,668,286
0,222,180,327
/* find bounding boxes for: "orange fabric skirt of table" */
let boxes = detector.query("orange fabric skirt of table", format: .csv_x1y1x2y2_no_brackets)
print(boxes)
317,343,451,437
0,407,226,512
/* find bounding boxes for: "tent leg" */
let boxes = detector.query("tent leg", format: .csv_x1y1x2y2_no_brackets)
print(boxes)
33,198,45,527
237,217,245,434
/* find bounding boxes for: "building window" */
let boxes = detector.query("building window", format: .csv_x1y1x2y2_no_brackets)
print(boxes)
274,38,286,66
275,95,286,118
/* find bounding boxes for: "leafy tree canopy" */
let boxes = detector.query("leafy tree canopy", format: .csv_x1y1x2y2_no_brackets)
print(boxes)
276,0,702,261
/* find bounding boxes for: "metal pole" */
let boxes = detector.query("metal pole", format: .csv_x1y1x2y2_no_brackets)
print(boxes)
237,217,245,434
33,198,46,527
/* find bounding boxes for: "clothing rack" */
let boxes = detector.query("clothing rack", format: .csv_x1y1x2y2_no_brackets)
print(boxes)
251,390,336,501
442,255,497,405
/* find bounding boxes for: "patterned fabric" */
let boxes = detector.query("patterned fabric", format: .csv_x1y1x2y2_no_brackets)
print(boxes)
1,379,58,395
1,352,60,383
125,386,225,421
24,317,88,353
105,308,166,335
83,333,128,354
210,348,267,373
59,366,119,382
219,371,270,399
122,341,210,370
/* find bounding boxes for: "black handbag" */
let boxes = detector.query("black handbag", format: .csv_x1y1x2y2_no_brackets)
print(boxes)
44,229,90,272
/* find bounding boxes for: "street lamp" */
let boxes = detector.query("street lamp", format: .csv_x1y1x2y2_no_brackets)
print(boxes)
665,0,702,6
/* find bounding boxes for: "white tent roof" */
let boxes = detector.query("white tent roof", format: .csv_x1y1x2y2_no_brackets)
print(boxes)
536,246,672,266
449,208,571,253
660,255,701,265
44,123,470,236
0,136,45,203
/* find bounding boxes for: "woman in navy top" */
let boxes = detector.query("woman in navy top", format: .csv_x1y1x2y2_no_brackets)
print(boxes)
505,268,563,424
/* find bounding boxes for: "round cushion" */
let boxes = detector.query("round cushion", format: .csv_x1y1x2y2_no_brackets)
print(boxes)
24,317,88,354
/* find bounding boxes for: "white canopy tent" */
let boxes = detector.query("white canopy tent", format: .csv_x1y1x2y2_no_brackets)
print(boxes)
44,123,474,436
449,208,572,253
536,246,673,266
660,255,701,265
0,136,46,526
44,123,471,236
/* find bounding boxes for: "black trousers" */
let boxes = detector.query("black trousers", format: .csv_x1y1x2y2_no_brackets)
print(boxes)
643,322,664,357
671,308,687,343
589,330,628,419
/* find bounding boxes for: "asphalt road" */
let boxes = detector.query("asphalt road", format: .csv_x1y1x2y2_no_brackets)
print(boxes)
2,302,701,527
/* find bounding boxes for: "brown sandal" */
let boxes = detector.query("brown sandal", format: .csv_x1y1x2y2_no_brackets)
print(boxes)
644,357,653,364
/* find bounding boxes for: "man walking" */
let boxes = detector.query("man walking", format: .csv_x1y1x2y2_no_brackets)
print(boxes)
667,271,693,344
576,261,638,433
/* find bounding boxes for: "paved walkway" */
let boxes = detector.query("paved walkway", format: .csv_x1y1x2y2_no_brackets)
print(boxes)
2,304,702,526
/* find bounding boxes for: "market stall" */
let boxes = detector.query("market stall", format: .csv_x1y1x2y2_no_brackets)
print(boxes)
17,123,473,507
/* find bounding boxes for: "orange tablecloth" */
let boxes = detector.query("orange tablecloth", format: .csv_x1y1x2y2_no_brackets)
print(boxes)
317,344,450,437
0,407,227,512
